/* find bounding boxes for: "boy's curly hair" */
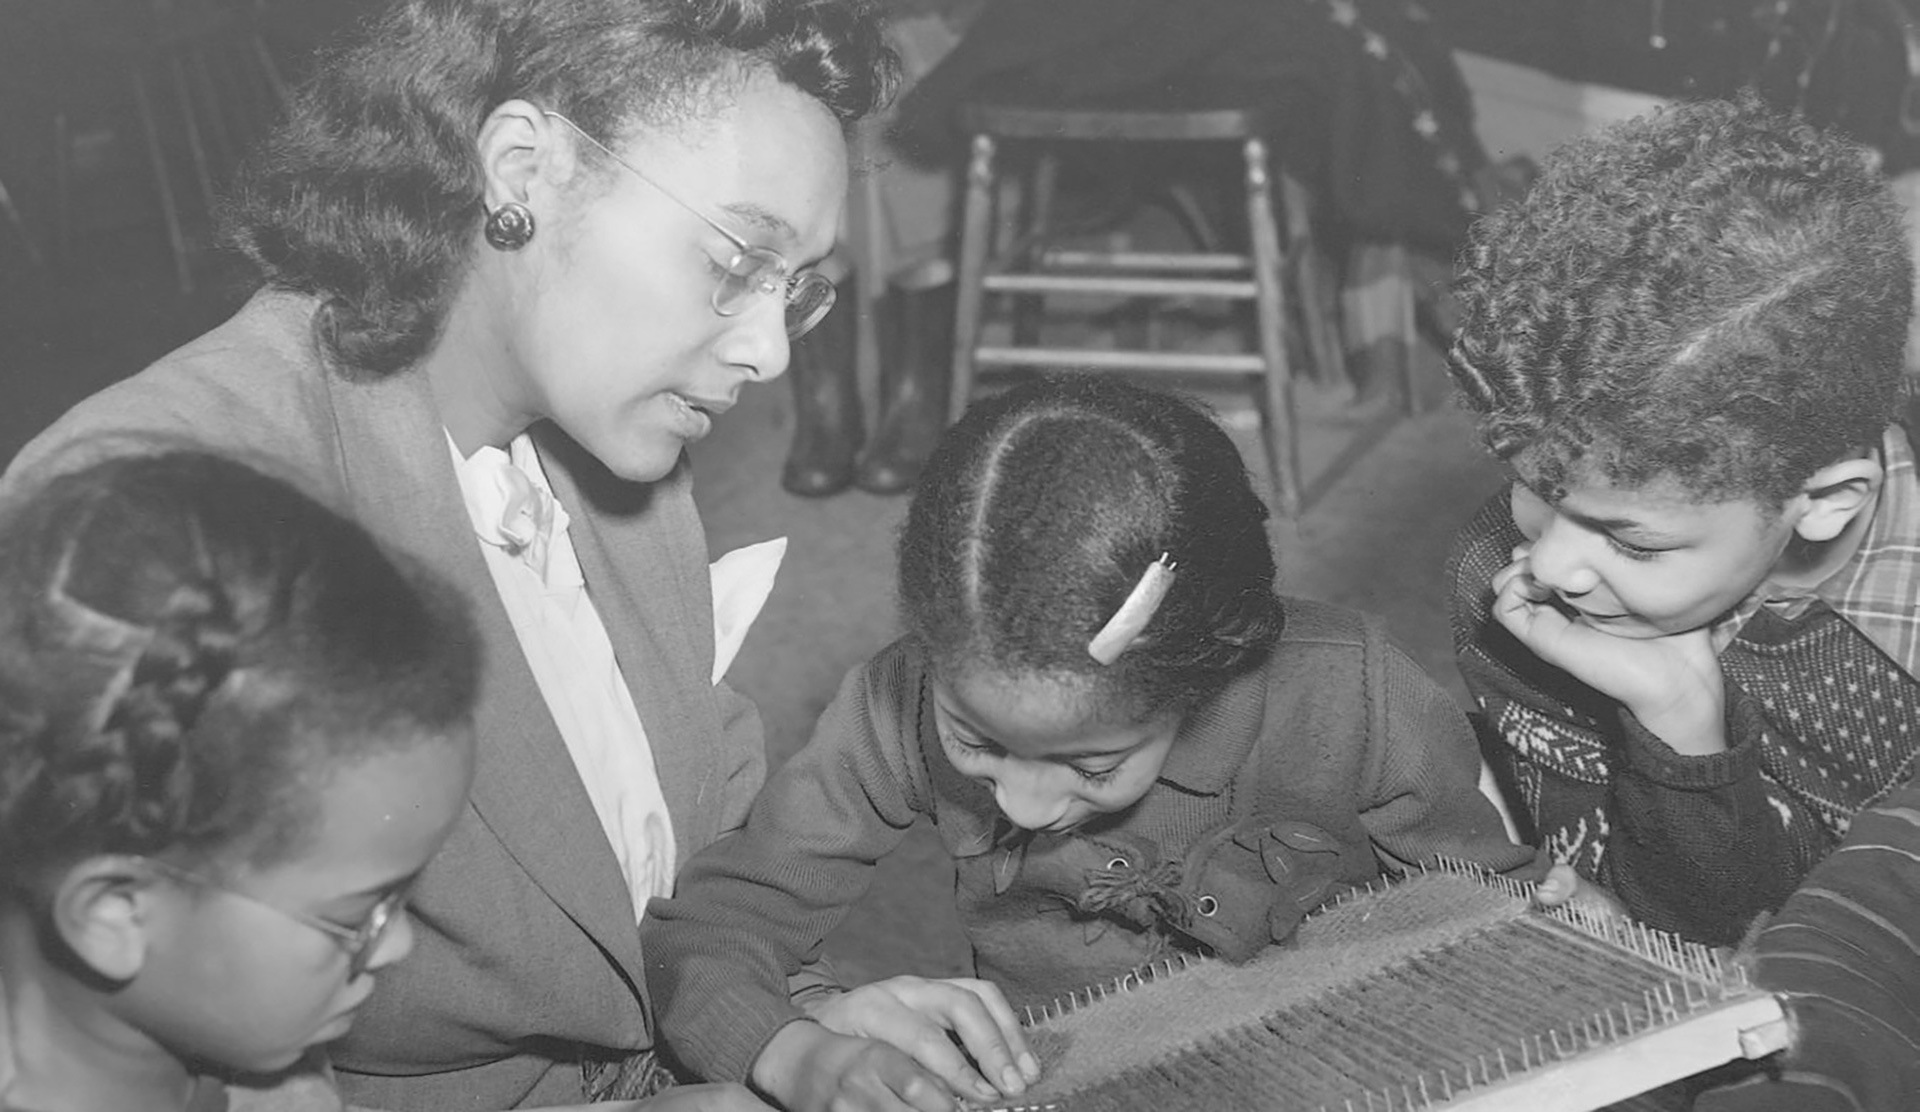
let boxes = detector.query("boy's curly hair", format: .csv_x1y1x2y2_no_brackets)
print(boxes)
1449,92,1913,506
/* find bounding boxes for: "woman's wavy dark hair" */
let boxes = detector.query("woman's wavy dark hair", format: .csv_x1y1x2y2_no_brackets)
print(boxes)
1449,91,1912,506
225,0,898,377
0,452,478,893
899,375,1285,721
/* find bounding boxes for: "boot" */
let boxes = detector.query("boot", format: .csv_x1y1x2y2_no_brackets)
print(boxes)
855,267,954,495
780,289,864,498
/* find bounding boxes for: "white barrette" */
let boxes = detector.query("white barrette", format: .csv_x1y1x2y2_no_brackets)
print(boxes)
1086,554,1178,665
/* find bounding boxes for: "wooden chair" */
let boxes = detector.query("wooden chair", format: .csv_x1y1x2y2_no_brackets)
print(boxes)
55,0,288,293
946,100,1358,516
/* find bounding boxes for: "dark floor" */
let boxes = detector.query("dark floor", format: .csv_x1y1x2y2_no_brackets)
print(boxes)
0,218,1505,986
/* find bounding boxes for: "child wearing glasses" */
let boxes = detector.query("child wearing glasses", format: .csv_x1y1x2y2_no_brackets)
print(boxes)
642,376,1543,1112
0,450,479,1111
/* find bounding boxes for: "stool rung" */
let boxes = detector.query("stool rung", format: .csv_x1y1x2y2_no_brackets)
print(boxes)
975,346,1268,374
983,273,1257,299
1039,250,1251,273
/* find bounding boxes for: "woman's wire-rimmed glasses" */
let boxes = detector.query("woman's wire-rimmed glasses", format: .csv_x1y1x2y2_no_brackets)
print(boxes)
140,856,404,980
542,111,837,340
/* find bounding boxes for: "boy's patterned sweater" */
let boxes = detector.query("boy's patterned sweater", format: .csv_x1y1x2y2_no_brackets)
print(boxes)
1450,490,1920,1111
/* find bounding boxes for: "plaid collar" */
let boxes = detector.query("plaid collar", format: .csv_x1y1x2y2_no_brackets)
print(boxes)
1713,423,1920,677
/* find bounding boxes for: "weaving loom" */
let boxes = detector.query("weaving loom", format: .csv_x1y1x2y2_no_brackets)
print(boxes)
979,863,1788,1112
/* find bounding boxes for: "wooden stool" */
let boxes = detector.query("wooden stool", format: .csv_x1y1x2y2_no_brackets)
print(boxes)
55,0,288,293
947,101,1345,515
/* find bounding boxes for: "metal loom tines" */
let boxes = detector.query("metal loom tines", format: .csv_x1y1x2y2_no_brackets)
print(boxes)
965,860,1787,1112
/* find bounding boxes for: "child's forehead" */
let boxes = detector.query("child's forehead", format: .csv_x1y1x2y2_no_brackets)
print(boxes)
937,664,1151,728
1513,464,1777,528
1510,450,1742,510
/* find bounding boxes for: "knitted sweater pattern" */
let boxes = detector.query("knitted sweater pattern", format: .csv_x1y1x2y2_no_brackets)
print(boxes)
1450,494,1920,947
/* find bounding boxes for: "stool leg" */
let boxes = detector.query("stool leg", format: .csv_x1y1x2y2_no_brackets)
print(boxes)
131,68,196,295
53,110,71,268
1245,136,1301,516
249,32,289,107
1279,170,1347,393
1010,152,1057,348
187,45,235,174
1389,240,1420,417
1341,240,1420,413
167,52,219,225
849,120,888,420
0,175,43,269
949,132,997,423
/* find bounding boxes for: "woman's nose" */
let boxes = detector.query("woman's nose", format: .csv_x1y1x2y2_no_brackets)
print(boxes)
992,776,1069,832
724,297,793,383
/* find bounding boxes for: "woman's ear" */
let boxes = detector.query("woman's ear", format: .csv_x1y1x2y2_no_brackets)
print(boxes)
1793,456,1884,544
474,99,580,210
49,857,155,984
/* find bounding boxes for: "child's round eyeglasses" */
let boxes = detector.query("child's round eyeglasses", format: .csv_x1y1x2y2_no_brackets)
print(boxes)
542,111,837,340
140,857,404,980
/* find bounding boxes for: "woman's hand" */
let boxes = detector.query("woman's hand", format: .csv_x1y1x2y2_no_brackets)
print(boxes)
751,1020,962,1112
805,976,1040,1104
1532,862,1629,922
1490,550,1728,755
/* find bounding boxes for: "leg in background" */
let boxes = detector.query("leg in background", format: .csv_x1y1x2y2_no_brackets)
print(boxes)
781,267,866,499
856,259,955,496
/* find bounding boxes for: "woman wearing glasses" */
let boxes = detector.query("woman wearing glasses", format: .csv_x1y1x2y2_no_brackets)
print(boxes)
3,0,897,1107
0,450,478,1112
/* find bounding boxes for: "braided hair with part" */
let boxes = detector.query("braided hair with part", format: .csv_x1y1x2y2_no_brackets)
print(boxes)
1449,92,1912,508
899,375,1285,722
0,452,478,898
225,0,899,377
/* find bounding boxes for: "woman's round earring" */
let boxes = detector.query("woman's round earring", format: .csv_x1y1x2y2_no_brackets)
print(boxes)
484,202,536,251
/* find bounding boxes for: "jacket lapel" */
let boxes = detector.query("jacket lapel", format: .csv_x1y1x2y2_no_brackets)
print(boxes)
323,373,646,980
534,431,725,860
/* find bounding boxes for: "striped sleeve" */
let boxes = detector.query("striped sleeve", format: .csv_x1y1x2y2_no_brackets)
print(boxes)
1695,783,1920,1111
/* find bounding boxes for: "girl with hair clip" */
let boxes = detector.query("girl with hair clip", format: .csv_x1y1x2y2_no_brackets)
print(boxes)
643,375,1545,1112
0,451,479,1111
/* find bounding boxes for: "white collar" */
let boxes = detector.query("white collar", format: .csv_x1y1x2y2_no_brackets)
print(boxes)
446,430,582,589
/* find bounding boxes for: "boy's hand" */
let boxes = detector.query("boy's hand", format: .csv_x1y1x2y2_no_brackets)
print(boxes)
1491,550,1728,754
752,1020,960,1112
805,976,1041,1103
1532,862,1629,922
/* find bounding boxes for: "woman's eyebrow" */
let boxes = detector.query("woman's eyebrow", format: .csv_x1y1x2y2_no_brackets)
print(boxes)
717,201,796,241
